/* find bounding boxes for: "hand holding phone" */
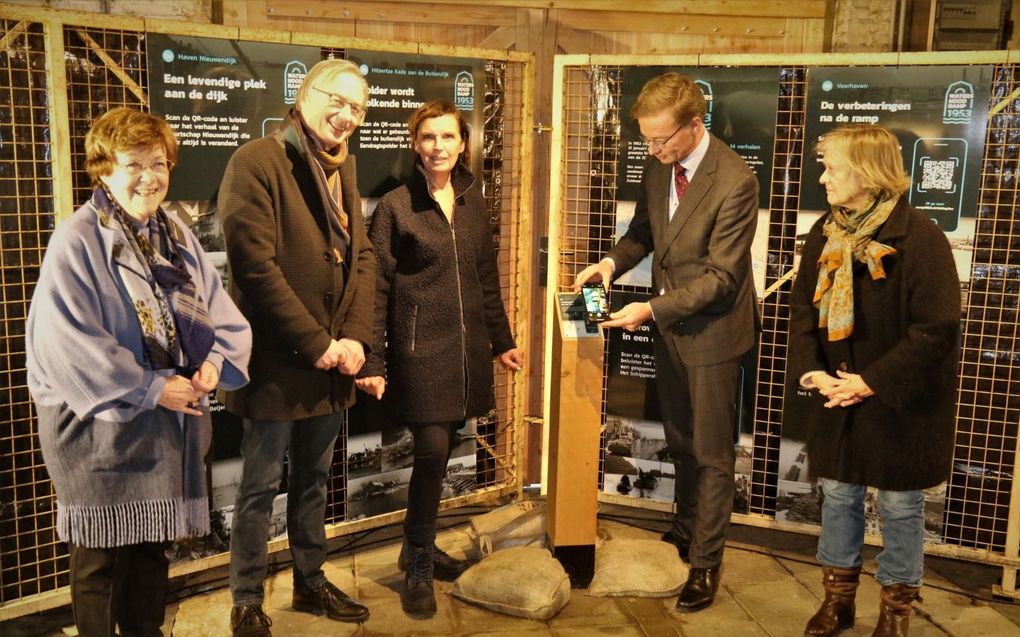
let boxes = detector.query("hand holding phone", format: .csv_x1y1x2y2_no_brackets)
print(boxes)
581,282,611,323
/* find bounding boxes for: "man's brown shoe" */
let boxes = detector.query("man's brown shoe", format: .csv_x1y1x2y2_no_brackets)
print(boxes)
292,581,370,623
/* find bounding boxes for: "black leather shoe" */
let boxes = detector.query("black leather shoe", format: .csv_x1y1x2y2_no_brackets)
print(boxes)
230,604,272,637
676,567,720,612
292,581,370,623
401,546,437,619
398,540,473,581
660,530,691,563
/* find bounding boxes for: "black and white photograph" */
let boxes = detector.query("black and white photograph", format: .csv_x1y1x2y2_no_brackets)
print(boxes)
603,456,675,503
348,466,413,521
604,416,669,462
347,429,383,480
775,479,822,526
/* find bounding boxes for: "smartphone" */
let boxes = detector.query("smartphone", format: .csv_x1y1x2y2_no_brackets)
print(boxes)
581,282,611,323
909,137,968,232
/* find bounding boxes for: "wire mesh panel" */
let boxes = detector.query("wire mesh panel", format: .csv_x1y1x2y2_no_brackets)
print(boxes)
749,67,807,516
0,11,530,617
479,58,527,490
62,25,148,205
557,65,619,291
942,62,1020,553
0,16,62,606
549,58,1020,580
552,64,624,488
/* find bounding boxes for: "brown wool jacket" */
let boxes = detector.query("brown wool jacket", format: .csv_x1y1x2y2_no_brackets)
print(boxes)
218,122,376,420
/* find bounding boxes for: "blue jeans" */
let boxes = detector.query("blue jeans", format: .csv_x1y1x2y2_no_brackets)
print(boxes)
816,478,925,586
229,414,341,606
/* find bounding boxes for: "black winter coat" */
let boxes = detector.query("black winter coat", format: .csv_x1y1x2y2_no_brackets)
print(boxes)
361,161,516,423
786,198,961,491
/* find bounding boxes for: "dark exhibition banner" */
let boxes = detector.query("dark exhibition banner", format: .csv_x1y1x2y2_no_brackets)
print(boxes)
346,50,484,199
617,66,780,209
146,33,321,201
605,290,661,421
803,65,993,231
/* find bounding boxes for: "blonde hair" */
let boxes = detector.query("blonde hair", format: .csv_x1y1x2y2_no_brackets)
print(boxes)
816,125,911,197
631,72,706,126
85,107,178,187
295,59,368,113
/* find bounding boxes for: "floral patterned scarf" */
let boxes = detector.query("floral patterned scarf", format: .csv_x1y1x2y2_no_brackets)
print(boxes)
95,186,214,375
813,195,898,341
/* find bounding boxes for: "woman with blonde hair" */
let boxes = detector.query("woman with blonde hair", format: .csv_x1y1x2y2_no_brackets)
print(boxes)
788,124,960,637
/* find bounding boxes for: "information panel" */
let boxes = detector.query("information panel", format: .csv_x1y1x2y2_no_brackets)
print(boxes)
604,290,661,421
347,50,484,199
146,33,320,201
617,66,780,209
803,65,993,231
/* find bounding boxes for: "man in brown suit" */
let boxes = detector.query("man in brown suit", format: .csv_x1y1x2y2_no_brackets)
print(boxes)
575,72,759,612
219,59,375,636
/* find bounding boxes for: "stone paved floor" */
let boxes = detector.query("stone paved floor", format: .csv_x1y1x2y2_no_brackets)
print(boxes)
24,506,1020,637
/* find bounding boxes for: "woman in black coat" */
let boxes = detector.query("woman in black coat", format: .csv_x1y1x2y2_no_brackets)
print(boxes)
356,100,523,619
788,125,960,637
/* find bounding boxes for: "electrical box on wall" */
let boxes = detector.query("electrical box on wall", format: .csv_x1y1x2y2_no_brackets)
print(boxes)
934,0,1009,50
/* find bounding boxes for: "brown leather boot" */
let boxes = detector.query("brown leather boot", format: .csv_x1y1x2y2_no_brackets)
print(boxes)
871,583,920,637
804,566,861,636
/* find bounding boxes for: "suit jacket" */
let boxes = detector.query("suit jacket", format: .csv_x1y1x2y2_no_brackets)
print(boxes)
608,134,759,366
218,122,376,420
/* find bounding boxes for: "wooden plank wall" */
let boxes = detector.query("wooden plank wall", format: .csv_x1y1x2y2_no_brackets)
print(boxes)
220,0,830,483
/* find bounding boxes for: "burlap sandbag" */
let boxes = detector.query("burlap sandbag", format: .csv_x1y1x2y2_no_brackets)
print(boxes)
587,538,687,597
452,546,570,620
466,501,546,556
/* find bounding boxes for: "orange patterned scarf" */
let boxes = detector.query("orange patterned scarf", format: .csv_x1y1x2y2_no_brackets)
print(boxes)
813,195,898,341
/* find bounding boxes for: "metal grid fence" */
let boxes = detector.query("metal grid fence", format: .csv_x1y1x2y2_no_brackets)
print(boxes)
0,12,530,617
942,62,1020,553
0,17,61,607
550,57,1020,594
749,66,807,516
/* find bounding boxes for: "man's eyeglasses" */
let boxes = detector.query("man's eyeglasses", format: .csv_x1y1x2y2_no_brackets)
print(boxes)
639,123,687,150
312,86,366,119
116,160,174,175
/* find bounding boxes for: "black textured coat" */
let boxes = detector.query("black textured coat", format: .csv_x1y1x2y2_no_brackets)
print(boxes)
786,198,961,491
361,161,515,423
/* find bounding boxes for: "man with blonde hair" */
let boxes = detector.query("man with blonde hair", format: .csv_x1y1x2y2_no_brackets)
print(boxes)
575,71,759,612
220,58,375,635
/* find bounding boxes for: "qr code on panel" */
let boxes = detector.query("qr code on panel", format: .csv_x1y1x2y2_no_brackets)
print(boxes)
920,158,956,191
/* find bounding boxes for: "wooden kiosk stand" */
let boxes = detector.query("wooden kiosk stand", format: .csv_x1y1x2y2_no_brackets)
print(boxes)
544,292,604,586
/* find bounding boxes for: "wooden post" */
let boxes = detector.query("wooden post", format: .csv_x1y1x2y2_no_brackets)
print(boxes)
545,293,602,587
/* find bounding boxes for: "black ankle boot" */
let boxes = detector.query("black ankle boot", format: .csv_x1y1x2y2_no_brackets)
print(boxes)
398,540,472,581
401,545,437,619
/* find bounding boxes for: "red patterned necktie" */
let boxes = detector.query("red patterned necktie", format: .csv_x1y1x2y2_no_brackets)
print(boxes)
674,163,689,201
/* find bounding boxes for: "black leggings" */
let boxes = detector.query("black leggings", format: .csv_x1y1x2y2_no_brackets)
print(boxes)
404,420,460,547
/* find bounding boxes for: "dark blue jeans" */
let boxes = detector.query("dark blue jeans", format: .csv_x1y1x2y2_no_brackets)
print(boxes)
229,414,341,606
817,478,926,586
